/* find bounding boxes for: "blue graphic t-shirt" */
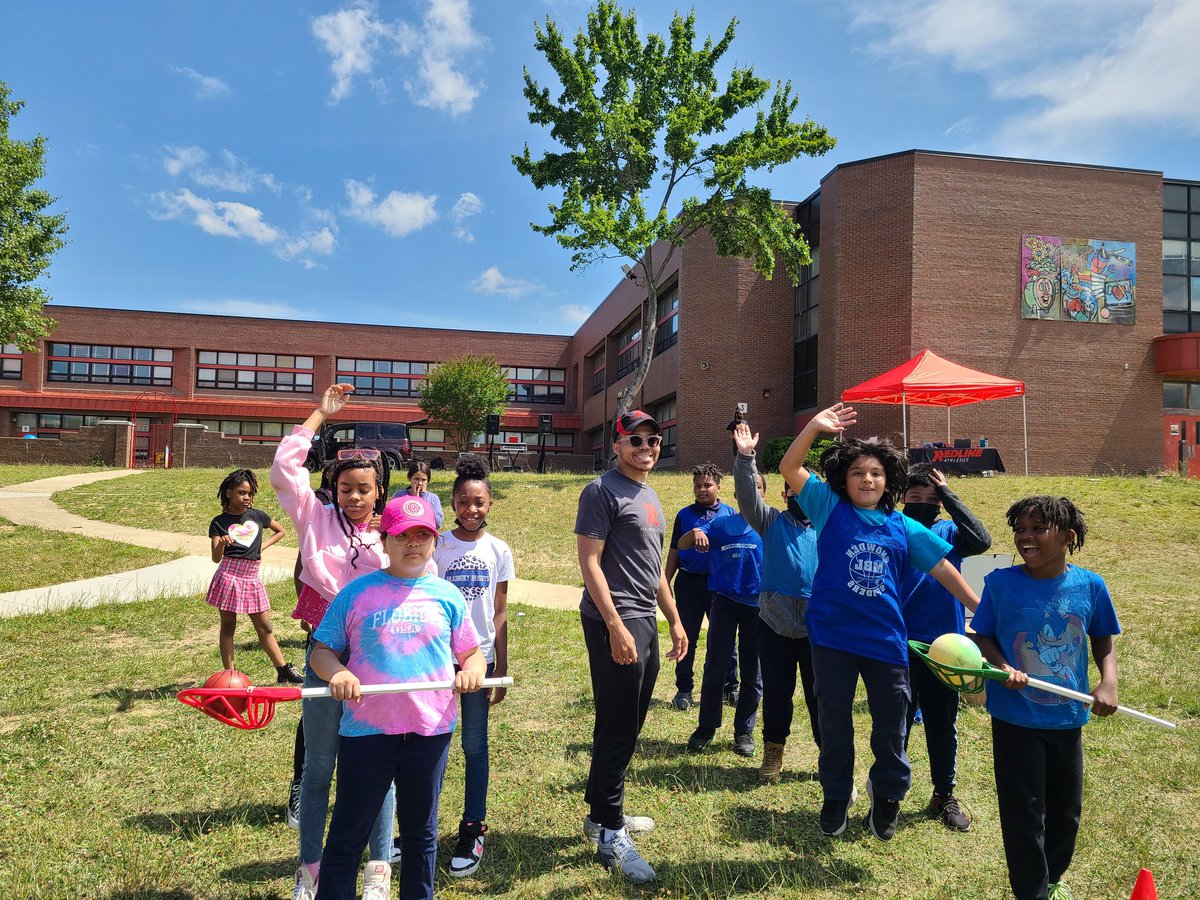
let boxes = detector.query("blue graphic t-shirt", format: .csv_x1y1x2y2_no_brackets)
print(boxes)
313,570,481,738
800,473,951,665
697,512,764,606
670,501,737,575
972,564,1121,730
900,519,967,643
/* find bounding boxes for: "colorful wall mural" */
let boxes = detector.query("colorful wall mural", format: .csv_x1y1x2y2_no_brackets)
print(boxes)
1021,234,1136,324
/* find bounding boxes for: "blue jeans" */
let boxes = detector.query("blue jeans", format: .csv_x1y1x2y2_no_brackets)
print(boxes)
316,731,452,900
459,661,495,823
810,643,912,804
697,594,762,735
299,645,394,865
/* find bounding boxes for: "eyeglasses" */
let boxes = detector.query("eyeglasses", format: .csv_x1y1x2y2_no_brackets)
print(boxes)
337,448,382,462
621,434,662,448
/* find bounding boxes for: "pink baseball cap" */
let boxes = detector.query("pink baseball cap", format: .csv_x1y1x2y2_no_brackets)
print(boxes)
380,495,438,535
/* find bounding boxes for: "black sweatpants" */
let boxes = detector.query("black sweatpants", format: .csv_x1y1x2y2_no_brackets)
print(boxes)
758,618,820,748
992,717,1083,900
581,612,660,830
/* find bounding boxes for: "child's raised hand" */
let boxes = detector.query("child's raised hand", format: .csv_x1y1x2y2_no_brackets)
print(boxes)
318,383,356,417
733,422,759,454
327,669,362,702
929,467,948,489
811,402,856,435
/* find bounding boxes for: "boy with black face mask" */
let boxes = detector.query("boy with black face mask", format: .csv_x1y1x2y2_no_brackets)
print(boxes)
899,464,991,832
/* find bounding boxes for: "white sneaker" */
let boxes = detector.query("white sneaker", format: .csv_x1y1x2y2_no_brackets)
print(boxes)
291,866,317,900
596,827,655,883
360,860,391,900
583,813,656,845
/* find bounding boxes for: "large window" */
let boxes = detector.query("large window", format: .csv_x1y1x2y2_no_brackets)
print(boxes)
654,287,679,355
179,418,290,444
1,344,20,380
336,358,430,397
409,426,446,450
615,320,642,379
197,351,313,393
1163,181,1200,334
653,395,678,460
14,411,101,437
793,244,820,410
1163,382,1200,410
589,426,606,470
471,430,574,452
588,350,606,396
504,366,566,404
48,343,173,386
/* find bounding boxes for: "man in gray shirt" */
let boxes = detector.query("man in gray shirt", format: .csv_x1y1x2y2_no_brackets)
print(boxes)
575,410,687,884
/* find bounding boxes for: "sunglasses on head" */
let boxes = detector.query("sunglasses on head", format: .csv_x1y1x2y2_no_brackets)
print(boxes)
621,434,662,448
337,448,382,462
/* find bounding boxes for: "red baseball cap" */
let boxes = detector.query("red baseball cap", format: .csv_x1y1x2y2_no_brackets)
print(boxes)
612,410,661,442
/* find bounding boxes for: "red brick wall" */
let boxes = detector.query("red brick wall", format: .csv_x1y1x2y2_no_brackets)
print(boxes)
0,422,120,465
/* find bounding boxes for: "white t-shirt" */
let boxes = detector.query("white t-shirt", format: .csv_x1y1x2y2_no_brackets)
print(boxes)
434,530,514,664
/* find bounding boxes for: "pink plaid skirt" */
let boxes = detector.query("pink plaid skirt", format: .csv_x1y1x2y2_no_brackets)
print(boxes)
206,556,270,614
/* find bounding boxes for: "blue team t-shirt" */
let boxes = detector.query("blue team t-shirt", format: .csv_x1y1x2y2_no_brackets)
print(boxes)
972,564,1120,730
670,501,736,575
800,473,951,665
697,513,764,606
900,518,967,643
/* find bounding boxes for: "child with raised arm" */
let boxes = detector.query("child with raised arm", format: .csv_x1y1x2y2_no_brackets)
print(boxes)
730,422,821,783
311,494,485,900
972,495,1119,900
778,403,980,842
899,463,992,831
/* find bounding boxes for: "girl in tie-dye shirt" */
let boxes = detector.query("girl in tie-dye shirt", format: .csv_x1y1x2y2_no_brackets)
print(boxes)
311,494,484,900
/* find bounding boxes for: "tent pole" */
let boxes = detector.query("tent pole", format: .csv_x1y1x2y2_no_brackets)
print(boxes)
1022,394,1029,476
947,406,951,443
902,392,908,448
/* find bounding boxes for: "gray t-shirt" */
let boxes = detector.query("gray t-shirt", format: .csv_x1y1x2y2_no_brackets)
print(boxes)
575,468,666,621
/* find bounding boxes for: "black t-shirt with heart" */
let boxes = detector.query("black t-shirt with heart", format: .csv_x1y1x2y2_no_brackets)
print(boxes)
208,508,272,560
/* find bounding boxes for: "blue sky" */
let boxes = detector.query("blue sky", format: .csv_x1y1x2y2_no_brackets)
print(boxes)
5,0,1200,336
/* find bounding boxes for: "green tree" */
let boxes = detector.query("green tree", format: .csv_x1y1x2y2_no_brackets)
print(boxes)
513,2,835,416
0,82,69,349
418,354,510,453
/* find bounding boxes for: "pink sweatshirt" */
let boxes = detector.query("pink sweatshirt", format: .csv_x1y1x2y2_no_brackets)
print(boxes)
270,426,388,603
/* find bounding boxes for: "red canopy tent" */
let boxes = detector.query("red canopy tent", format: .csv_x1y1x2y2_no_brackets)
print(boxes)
841,350,1028,474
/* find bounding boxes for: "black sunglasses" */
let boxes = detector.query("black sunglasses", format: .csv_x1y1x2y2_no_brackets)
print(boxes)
621,434,662,448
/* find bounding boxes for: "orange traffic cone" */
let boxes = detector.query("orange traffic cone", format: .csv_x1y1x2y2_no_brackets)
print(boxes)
1130,868,1158,900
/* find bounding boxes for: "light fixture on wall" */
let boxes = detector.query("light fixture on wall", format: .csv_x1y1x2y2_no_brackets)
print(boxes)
762,388,772,399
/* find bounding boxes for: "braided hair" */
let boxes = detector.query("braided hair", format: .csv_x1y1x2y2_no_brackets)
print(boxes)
818,437,908,514
329,455,390,570
217,469,257,510
1005,495,1087,553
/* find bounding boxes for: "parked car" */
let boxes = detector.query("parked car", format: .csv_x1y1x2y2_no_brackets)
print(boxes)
303,419,441,472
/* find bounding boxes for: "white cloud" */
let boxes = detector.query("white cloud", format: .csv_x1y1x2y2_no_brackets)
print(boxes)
311,1,481,114
175,299,309,319
558,303,593,326
470,266,542,299
163,146,279,194
150,189,336,267
850,0,1200,155
343,179,438,237
168,65,230,100
450,191,483,242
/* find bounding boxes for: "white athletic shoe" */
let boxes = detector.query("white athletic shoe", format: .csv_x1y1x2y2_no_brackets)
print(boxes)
596,827,656,884
360,860,391,900
291,866,317,900
583,814,655,845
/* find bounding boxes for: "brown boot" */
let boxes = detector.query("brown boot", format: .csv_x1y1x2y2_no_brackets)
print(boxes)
758,741,785,783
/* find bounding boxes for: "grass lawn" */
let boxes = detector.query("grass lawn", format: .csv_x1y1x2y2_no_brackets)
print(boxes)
0,464,107,487
0,518,183,593
1,484,1198,900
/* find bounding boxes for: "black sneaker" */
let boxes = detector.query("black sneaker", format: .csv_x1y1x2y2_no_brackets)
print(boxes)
732,732,755,757
687,726,715,753
670,691,693,711
276,663,304,684
929,792,970,832
448,820,486,877
864,778,900,841
819,794,852,836
286,778,301,829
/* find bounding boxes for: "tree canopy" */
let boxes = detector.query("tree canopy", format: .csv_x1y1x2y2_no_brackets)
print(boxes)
513,2,835,415
418,354,510,453
0,81,68,350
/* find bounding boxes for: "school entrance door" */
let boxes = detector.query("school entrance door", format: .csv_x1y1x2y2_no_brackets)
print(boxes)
1163,415,1200,478
131,390,178,468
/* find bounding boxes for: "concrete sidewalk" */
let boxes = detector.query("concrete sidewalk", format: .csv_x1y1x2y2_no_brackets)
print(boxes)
0,469,580,618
